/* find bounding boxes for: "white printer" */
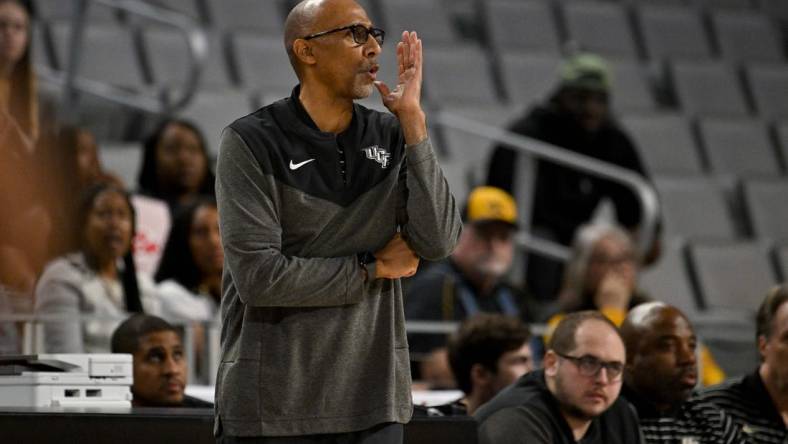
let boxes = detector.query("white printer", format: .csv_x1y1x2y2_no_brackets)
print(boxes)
0,354,133,408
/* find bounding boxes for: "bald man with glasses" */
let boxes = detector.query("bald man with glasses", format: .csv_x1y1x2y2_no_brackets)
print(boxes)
213,0,461,443
475,311,643,444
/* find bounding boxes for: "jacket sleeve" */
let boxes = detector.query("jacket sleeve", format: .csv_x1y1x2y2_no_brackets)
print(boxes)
34,277,84,353
398,138,462,261
216,128,368,308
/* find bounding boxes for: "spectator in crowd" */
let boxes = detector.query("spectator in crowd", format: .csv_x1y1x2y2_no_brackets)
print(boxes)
487,53,655,302
555,223,647,325
46,126,125,257
697,284,788,443
475,311,641,444
155,198,222,323
545,223,725,386
0,0,47,297
406,186,540,357
111,314,213,408
137,118,215,214
155,198,222,374
0,0,37,153
444,314,533,416
35,184,160,353
620,302,746,443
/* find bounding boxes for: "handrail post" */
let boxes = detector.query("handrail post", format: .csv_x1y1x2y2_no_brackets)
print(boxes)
435,112,660,261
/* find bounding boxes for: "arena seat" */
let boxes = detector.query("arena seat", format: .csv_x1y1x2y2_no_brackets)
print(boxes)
671,60,749,117
743,179,788,243
745,64,788,121
711,11,783,63
654,176,737,241
698,117,780,177
638,5,712,61
620,114,704,175
484,0,560,55
564,1,639,59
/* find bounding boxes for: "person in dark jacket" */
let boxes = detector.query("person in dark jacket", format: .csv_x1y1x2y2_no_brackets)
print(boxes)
405,186,541,358
475,311,642,444
213,0,462,442
487,53,654,301
111,314,213,408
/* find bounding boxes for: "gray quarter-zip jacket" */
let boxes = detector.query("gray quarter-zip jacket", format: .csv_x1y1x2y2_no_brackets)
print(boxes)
214,87,462,437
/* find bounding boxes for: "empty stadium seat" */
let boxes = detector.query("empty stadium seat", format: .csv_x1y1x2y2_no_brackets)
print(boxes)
639,239,701,316
484,0,560,55
499,52,560,106
439,104,521,174
698,118,779,177
689,241,776,311
380,0,460,46
620,114,704,175
693,314,757,378
654,176,736,241
746,64,788,121
671,61,749,117
564,1,638,59
141,28,233,91
204,0,285,34
693,0,755,9
232,33,298,94
608,59,657,113
141,0,203,22
178,90,255,156
50,22,148,90
761,0,788,20
711,11,783,63
743,179,788,242
423,45,500,106
32,0,118,23
638,5,712,60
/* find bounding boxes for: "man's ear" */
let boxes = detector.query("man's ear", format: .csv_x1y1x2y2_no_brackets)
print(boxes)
543,350,559,377
293,39,316,66
470,363,492,388
758,335,769,361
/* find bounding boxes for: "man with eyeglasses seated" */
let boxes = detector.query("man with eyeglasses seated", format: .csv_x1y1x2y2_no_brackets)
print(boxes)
475,311,642,444
213,0,461,442
619,302,746,443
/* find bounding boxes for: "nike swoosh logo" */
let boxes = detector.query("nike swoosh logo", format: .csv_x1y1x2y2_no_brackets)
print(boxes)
289,159,315,170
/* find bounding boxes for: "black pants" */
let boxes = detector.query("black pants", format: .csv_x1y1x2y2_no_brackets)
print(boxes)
217,423,404,444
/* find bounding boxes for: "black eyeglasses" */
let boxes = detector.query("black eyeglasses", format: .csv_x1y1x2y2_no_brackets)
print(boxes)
555,352,624,380
303,24,385,46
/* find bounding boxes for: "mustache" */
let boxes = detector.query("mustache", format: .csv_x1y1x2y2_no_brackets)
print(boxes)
359,61,379,72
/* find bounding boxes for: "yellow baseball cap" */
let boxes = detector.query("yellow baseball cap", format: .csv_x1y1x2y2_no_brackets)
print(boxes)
465,186,518,227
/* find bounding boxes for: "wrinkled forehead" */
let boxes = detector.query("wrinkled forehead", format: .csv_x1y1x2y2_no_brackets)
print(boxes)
572,320,625,362
309,0,371,32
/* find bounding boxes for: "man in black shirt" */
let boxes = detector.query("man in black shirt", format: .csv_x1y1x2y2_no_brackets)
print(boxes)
475,311,642,443
697,284,788,443
111,314,213,408
620,302,745,443
486,53,653,301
